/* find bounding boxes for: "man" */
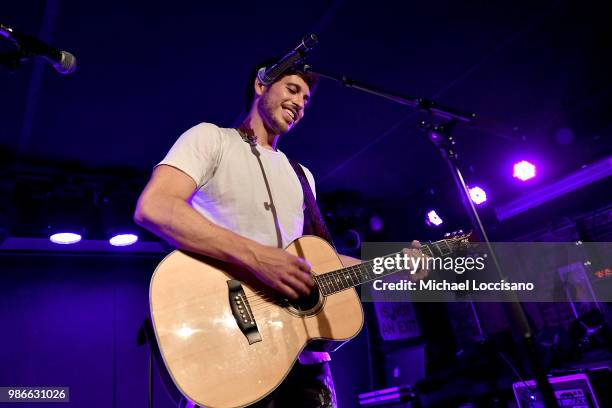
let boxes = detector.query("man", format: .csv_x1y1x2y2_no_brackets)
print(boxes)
135,61,425,407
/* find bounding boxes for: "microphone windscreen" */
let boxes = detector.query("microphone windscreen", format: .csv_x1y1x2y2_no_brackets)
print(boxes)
54,51,77,74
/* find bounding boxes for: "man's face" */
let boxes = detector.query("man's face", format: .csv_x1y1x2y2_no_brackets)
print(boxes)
256,74,311,135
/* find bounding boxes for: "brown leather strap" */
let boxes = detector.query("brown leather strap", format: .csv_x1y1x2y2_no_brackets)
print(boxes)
288,159,335,248
236,127,334,247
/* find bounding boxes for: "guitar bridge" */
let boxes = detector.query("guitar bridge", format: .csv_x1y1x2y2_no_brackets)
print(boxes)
227,280,262,344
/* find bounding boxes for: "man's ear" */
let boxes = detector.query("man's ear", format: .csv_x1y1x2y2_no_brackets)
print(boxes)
254,77,266,97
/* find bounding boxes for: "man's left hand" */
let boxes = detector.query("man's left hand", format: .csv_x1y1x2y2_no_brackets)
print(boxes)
403,240,430,281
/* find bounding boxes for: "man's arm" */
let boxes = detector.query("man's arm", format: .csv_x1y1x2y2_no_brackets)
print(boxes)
134,165,314,299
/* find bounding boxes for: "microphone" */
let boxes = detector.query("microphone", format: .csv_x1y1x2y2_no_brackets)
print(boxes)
0,23,76,74
257,34,318,86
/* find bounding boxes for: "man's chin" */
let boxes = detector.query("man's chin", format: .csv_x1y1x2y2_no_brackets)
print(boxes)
275,118,293,134
264,115,293,135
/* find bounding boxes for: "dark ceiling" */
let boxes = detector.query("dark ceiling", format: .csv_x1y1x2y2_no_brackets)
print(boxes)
1,0,611,240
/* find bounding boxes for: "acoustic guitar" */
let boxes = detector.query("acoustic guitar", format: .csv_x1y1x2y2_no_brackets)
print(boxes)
149,233,470,407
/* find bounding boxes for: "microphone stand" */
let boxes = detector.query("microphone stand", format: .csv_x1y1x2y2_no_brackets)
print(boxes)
1,24,29,72
1,26,28,72
303,64,559,408
0,37,42,72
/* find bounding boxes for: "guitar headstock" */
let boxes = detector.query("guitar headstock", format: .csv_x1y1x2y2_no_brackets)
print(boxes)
420,230,473,257
442,230,473,253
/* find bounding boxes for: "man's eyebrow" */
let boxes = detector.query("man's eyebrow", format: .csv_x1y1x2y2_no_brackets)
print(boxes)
287,82,311,101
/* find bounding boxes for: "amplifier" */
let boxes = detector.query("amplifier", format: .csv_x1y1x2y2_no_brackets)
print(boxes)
513,373,600,407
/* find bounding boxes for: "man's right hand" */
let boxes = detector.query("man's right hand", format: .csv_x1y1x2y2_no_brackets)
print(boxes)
246,245,315,300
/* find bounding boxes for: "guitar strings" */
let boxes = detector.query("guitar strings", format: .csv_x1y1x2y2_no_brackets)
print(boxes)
242,255,388,305
245,274,365,311
243,239,459,305
241,255,384,304
242,276,351,306
247,285,357,313
241,239,448,301
242,239,465,314
241,256,377,301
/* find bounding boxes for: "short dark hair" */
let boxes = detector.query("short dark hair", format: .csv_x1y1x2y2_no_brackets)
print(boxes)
244,57,319,112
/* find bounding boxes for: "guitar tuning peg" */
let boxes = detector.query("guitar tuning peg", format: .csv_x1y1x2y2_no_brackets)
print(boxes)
444,232,450,237
458,229,463,234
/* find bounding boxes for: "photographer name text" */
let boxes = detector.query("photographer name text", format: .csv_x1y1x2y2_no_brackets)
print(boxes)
372,279,534,291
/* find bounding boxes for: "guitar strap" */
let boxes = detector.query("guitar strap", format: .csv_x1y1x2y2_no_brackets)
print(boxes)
287,159,336,249
236,126,335,249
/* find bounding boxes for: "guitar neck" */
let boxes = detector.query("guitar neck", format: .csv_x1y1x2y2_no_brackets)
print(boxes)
314,239,456,296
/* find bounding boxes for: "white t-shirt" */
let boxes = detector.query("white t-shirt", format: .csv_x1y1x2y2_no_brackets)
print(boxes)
157,122,329,364
158,122,316,248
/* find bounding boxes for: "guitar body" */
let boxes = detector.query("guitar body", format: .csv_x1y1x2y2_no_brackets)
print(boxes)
149,235,364,408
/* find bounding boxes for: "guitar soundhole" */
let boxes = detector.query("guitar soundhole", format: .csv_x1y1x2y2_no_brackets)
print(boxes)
286,287,323,316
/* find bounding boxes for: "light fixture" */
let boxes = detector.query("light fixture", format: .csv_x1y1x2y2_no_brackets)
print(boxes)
109,233,139,247
513,160,536,181
468,186,487,205
49,232,82,245
425,210,443,227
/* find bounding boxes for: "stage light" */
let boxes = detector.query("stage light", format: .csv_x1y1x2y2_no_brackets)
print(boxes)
109,233,139,247
513,160,536,181
369,215,384,232
50,232,82,245
44,185,87,245
496,156,612,220
468,186,487,205
426,210,443,227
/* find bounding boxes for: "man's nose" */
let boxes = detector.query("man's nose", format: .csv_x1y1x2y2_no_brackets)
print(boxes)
291,98,304,113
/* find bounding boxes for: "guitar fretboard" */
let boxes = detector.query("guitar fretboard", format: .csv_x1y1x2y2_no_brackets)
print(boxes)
314,239,458,296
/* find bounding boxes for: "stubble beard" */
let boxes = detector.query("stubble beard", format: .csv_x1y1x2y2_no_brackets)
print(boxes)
257,93,289,135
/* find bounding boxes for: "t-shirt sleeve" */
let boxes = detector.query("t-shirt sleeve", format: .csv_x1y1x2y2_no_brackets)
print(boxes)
300,164,317,200
156,123,223,188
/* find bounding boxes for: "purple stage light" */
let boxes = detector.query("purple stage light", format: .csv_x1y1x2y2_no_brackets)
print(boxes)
513,160,536,181
109,233,139,247
468,186,487,204
496,156,612,221
50,232,82,245
426,210,443,227
369,215,384,232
